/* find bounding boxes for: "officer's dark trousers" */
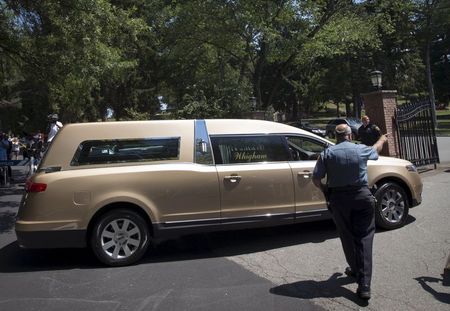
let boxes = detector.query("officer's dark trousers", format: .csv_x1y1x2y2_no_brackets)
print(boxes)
329,186,375,287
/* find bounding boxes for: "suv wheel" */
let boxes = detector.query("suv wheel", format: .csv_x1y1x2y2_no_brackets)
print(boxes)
374,182,409,230
90,209,150,266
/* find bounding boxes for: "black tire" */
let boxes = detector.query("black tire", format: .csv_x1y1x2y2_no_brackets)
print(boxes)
90,208,150,266
374,182,409,230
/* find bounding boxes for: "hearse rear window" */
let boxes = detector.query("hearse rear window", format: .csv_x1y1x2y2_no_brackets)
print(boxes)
71,138,180,166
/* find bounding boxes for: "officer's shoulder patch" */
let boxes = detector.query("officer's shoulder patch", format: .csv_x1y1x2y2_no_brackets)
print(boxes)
373,125,380,131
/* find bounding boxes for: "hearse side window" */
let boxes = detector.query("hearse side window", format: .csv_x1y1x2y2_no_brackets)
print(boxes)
286,136,327,161
71,138,180,166
210,135,290,165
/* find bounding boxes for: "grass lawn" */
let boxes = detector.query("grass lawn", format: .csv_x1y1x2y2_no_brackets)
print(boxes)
436,109,450,136
302,103,450,137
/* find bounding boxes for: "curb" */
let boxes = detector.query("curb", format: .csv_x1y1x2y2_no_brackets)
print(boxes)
418,164,450,178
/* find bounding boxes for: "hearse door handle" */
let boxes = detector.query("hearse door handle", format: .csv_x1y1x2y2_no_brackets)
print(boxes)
224,175,242,183
298,171,312,179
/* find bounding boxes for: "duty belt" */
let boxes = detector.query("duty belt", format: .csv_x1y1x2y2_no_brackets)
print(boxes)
329,185,367,192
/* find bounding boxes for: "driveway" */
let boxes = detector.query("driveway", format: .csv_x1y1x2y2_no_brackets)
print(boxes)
437,137,450,164
228,168,450,310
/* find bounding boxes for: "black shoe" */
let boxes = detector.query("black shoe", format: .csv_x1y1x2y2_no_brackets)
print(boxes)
357,285,371,300
344,267,356,278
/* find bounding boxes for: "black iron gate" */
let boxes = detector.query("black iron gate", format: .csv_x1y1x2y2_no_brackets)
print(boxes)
395,100,440,167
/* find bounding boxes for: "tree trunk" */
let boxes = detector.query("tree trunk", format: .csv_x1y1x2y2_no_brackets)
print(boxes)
345,100,351,117
292,92,299,121
425,1,437,128
425,38,437,128
349,58,361,119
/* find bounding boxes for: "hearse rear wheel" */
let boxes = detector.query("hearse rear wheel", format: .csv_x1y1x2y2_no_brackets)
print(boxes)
90,209,150,266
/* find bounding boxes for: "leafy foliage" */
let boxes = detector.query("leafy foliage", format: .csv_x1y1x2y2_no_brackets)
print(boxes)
0,0,448,133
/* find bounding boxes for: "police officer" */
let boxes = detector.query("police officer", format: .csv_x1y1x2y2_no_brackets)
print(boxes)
312,124,388,300
358,115,381,146
47,113,63,143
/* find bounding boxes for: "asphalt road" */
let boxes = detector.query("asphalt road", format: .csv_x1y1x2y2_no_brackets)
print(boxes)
0,140,449,311
228,167,450,310
0,176,321,311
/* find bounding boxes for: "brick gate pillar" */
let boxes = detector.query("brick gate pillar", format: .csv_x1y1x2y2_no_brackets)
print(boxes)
361,90,398,157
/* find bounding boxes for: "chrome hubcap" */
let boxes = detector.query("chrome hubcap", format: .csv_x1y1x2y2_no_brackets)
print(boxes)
380,189,405,223
101,219,141,259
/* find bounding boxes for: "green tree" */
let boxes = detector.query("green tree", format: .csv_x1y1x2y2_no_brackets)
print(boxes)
413,0,450,124
430,0,450,104
2,0,447,131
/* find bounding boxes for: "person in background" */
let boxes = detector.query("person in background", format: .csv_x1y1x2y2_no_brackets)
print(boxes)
30,132,45,171
0,132,12,182
6,133,12,160
22,133,34,160
10,136,21,160
358,115,381,146
312,124,388,300
0,132,9,161
47,113,63,143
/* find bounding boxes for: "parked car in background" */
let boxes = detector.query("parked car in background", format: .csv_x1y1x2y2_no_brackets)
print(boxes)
325,118,362,139
16,119,422,266
287,121,327,137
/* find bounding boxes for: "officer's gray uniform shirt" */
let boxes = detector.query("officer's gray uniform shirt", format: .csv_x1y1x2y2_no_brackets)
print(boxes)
313,141,379,187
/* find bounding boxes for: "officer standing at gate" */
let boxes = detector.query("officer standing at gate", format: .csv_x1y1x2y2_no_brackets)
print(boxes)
358,115,381,146
312,124,388,300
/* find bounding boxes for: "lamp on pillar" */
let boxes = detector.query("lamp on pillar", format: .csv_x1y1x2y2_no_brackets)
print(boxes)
362,70,399,157
370,70,382,90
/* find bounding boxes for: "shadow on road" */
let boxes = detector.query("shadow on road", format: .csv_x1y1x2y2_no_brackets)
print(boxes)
0,243,101,271
0,213,419,273
415,276,450,304
0,200,20,209
0,186,24,196
404,214,417,226
373,215,416,235
270,272,369,307
0,220,338,272
0,211,17,233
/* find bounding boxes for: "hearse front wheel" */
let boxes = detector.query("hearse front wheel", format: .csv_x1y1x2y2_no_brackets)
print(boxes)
90,209,150,266
374,182,409,230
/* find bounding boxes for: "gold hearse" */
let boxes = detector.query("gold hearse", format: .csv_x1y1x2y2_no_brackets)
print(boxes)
16,119,422,266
